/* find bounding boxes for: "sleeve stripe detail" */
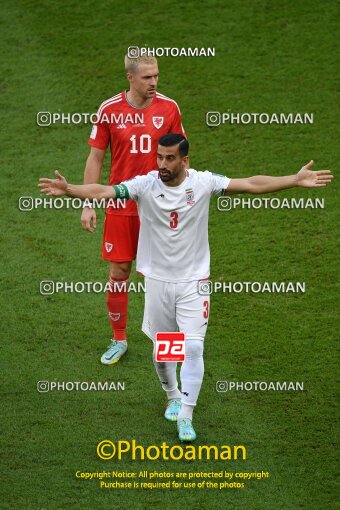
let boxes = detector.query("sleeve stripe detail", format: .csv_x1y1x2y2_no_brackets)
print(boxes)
155,92,180,109
97,95,123,119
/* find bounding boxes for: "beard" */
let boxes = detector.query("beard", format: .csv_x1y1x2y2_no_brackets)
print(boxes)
158,166,185,184
159,170,172,182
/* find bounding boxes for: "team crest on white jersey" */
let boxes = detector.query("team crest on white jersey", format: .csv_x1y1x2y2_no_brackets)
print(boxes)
185,188,195,206
152,116,164,129
105,242,113,253
109,312,121,321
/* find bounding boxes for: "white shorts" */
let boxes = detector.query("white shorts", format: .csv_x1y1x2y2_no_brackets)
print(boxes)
142,277,210,341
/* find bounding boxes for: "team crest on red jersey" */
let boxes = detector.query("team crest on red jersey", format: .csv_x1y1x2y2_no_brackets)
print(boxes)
105,242,113,253
152,116,164,129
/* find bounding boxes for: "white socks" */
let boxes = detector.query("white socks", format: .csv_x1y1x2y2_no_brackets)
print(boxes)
179,339,204,407
178,403,194,421
153,339,204,421
167,388,182,400
153,359,179,394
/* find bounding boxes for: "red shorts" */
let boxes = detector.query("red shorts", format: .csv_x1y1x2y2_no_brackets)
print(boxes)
102,214,140,262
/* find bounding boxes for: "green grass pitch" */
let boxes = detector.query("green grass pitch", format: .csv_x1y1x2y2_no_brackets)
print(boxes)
1,0,339,508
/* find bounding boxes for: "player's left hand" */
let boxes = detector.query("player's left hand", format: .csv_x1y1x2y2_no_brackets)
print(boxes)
38,170,68,196
296,161,333,188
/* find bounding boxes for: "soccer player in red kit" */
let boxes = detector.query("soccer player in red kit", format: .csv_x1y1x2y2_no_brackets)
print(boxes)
81,54,186,364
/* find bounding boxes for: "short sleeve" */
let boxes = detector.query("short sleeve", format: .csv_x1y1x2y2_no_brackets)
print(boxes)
122,174,153,201
88,108,110,150
169,103,186,137
205,171,230,195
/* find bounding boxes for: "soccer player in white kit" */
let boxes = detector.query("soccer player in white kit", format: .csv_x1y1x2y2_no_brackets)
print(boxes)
39,133,333,442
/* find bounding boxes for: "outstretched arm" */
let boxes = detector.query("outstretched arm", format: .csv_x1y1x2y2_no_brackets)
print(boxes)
81,147,106,232
225,161,333,195
39,171,116,200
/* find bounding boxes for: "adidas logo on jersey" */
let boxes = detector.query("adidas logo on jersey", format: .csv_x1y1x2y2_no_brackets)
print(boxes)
117,124,126,129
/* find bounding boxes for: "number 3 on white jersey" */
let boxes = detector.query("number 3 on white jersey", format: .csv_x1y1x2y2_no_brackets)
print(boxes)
130,134,151,154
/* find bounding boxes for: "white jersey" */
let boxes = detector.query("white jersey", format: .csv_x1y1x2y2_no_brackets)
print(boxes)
123,169,230,282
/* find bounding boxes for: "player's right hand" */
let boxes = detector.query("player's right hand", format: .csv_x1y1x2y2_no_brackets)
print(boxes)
38,170,68,196
81,207,97,233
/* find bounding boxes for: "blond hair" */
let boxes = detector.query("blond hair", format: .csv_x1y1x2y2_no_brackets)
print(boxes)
125,54,158,73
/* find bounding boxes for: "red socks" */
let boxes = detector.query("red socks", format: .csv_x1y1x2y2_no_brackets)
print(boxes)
106,276,128,341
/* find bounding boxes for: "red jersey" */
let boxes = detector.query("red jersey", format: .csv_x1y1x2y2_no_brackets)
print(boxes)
88,91,186,216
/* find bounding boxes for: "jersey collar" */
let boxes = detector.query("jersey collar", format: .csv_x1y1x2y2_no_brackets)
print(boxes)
124,90,154,110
